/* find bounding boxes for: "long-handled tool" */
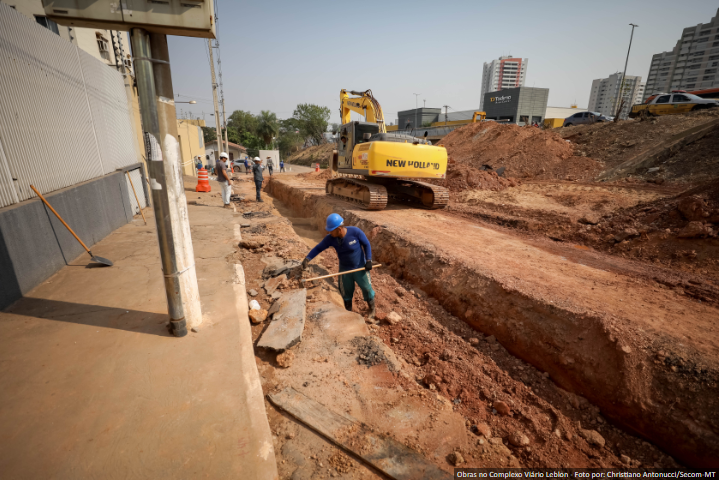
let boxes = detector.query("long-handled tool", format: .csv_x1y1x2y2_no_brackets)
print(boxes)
125,171,146,225
30,185,113,267
301,264,381,285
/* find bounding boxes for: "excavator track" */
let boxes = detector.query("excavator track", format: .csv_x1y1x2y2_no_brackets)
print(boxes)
325,177,388,211
384,179,449,210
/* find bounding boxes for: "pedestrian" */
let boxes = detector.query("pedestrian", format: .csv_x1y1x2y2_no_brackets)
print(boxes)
195,157,203,171
244,157,250,175
217,152,232,209
267,156,274,176
205,154,211,172
302,214,376,318
251,156,264,202
280,159,285,172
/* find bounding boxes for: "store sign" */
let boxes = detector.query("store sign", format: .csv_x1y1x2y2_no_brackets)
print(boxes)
490,95,512,104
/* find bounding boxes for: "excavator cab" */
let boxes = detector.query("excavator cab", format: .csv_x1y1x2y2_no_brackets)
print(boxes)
337,121,380,171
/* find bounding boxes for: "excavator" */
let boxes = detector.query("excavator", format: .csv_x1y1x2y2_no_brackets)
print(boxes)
326,89,449,210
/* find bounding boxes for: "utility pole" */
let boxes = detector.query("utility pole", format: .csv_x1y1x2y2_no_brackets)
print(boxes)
615,23,638,120
130,29,202,337
207,39,222,160
443,105,450,125
413,93,421,129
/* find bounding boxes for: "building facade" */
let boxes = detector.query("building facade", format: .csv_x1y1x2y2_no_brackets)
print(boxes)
482,87,548,125
480,56,528,109
644,7,719,100
2,0,133,75
587,73,644,119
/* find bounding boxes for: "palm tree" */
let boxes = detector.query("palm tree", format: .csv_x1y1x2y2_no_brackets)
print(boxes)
257,110,279,147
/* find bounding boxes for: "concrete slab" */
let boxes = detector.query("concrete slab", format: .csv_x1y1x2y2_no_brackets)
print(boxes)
258,289,306,351
263,273,286,295
0,177,277,479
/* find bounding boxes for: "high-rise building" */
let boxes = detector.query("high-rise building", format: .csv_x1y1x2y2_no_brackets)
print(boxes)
587,73,644,119
480,56,528,109
644,7,719,100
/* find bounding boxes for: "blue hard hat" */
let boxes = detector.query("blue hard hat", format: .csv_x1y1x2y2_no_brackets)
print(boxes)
325,213,344,231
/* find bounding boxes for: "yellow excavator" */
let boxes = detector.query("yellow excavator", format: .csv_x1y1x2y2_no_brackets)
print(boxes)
326,89,449,210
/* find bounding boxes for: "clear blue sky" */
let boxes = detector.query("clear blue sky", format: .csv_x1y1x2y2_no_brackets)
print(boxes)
167,0,719,127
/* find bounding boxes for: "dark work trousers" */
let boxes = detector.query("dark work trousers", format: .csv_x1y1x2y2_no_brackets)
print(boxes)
255,180,263,201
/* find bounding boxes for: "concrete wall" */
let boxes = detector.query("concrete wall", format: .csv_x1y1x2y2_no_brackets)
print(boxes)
483,87,549,124
0,168,143,310
177,120,205,177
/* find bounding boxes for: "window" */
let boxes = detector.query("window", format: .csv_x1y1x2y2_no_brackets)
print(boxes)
686,84,696,88
700,30,711,35
688,64,701,69
692,51,705,56
656,95,670,104
703,75,716,80
686,77,698,82
672,94,690,102
705,68,717,74
34,16,59,35
697,38,709,43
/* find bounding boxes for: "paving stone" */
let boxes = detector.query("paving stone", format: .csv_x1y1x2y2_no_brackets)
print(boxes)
258,289,306,351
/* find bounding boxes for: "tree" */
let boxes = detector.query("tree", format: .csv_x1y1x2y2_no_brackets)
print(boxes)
227,110,258,137
276,130,303,158
256,110,279,146
293,104,330,146
202,126,216,143
329,122,340,134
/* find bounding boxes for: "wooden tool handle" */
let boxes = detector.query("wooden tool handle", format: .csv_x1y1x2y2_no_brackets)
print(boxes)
30,185,91,254
125,172,147,224
302,264,382,283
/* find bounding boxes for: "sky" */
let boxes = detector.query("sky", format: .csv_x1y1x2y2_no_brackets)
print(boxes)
167,0,719,128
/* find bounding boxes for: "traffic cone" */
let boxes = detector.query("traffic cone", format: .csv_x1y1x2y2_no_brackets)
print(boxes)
196,168,211,192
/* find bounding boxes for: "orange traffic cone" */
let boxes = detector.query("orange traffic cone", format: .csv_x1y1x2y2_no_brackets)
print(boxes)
196,168,211,192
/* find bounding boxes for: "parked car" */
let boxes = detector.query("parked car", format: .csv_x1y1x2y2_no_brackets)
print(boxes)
629,92,719,118
563,111,613,127
232,159,249,173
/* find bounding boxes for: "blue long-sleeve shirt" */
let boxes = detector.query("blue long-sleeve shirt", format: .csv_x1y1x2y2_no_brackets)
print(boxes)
306,226,372,271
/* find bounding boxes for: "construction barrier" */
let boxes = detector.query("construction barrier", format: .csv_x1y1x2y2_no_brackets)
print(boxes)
196,168,211,192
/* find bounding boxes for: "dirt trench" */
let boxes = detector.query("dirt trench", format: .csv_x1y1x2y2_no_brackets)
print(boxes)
267,176,719,469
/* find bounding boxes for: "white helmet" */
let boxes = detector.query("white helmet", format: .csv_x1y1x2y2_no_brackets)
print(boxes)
254,156,261,161
219,152,228,159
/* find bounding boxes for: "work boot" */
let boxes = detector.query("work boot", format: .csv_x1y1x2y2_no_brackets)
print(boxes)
367,299,376,320
224,203,232,209
344,300,352,312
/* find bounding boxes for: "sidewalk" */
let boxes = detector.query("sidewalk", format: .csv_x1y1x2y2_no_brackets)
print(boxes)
0,177,277,479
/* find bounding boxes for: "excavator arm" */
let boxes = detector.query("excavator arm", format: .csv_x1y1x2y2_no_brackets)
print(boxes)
340,89,387,133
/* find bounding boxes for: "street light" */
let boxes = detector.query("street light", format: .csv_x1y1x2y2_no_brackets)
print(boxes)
413,93,421,129
615,23,638,120
176,100,197,104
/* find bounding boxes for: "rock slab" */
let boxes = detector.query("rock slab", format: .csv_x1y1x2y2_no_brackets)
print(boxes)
263,274,287,295
257,289,307,351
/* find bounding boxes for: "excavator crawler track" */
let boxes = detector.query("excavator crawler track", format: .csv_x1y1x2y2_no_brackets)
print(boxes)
325,177,388,211
384,179,449,210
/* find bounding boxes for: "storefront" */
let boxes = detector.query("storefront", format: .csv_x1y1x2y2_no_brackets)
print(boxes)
482,87,549,125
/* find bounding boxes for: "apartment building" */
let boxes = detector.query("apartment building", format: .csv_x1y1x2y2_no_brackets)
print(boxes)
1,0,133,75
587,73,644,119
644,7,719,100
480,56,528,109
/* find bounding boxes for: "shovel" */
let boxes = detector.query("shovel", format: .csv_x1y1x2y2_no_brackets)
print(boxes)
301,264,382,285
30,185,113,267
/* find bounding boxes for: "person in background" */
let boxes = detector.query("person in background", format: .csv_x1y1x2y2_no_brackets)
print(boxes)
205,154,211,172
217,152,232,209
301,214,376,318
280,159,285,172
195,157,203,171
244,157,250,175
267,156,274,176
251,157,264,202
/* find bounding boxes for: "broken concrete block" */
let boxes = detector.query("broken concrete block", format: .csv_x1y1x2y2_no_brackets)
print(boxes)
263,274,287,295
385,311,402,325
248,289,258,297
258,289,306,351
262,256,301,279
271,291,282,299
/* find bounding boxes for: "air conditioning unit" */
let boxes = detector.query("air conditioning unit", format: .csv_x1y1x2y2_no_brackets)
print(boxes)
123,58,132,70
96,38,108,53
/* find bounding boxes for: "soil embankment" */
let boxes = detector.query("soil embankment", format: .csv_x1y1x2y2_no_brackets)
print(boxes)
267,174,719,469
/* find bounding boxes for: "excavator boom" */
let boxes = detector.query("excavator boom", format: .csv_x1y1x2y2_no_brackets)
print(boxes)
340,89,386,133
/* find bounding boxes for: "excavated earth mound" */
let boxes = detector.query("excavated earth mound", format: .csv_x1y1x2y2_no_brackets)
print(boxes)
286,143,335,167
430,162,519,193
438,122,601,181
557,109,719,175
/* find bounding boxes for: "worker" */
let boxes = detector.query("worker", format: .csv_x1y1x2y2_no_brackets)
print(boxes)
302,214,376,318
244,157,250,175
195,157,202,171
280,159,285,172
267,156,274,176
251,156,264,202
217,152,232,208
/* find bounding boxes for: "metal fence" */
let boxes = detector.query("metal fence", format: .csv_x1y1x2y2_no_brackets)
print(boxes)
0,3,140,209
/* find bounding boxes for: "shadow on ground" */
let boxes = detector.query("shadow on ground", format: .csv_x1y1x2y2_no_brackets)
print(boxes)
4,297,171,337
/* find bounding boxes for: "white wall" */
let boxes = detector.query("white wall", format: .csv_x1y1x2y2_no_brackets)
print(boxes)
259,150,280,169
